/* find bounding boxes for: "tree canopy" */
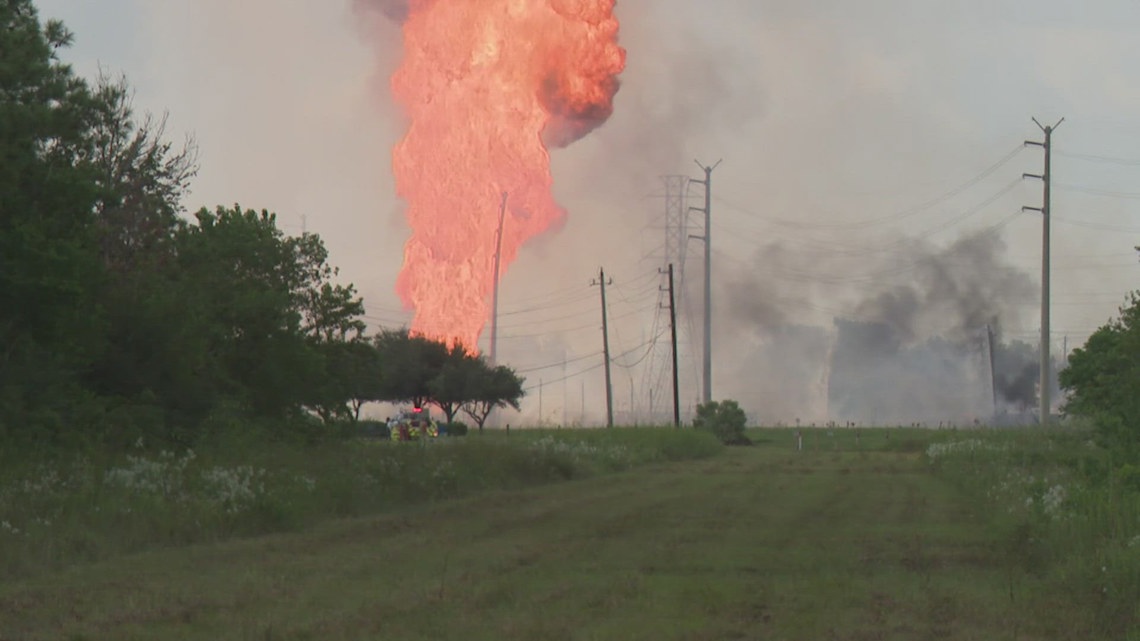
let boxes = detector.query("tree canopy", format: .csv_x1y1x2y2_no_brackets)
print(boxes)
1060,285,1140,456
1,2,526,448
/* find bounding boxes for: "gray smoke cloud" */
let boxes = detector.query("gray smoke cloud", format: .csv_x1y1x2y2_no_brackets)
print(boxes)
715,230,1042,425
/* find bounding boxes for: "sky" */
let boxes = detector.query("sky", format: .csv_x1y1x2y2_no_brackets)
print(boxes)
35,0,1140,424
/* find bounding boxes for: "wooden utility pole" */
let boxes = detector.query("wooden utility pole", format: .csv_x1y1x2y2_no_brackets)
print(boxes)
666,263,681,427
489,192,508,365
592,267,615,428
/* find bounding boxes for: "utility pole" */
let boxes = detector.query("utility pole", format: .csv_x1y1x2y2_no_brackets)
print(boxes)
592,267,615,428
690,159,722,405
986,324,998,416
1023,118,1063,426
580,381,585,426
629,376,634,425
666,263,681,427
489,192,509,364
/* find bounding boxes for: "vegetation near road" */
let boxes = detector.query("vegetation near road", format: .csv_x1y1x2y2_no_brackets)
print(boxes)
3,427,1137,640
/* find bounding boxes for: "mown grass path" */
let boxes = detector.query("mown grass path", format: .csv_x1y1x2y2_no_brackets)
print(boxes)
1,439,1061,640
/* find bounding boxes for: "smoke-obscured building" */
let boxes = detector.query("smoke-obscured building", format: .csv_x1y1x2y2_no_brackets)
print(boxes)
827,319,991,426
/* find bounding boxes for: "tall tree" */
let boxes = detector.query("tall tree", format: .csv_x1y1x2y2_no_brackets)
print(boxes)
428,346,484,424
86,73,197,276
80,74,200,434
0,1,105,437
462,365,525,433
168,206,354,425
1060,283,1140,455
373,329,449,410
308,338,383,424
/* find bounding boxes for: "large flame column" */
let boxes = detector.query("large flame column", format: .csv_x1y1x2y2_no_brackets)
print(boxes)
389,0,625,350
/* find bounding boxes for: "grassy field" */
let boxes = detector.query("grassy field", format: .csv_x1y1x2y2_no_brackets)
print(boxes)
1,427,1137,640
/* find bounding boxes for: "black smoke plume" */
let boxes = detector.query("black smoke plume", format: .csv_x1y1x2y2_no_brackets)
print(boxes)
717,230,1043,424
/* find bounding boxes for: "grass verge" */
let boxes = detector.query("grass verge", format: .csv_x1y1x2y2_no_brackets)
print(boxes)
924,426,1140,638
0,428,721,582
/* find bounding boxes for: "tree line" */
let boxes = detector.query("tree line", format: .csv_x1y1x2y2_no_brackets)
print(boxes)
0,1,523,451
1061,286,1140,460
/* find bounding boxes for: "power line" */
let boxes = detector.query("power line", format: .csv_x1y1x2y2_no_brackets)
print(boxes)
523,362,605,393
757,208,1024,286
1053,217,1140,233
497,290,596,317
515,351,604,374
1056,150,1140,167
612,327,667,369
496,306,650,341
712,178,1024,259
1056,183,1140,200
715,144,1025,231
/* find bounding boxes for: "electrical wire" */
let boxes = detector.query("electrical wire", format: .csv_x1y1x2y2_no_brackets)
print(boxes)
515,351,604,374
612,328,668,369
523,362,604,392
1056,150,1140,167
1056,184,1140,200
1053,217,1140,233
711,178,1024,260
715,144,1025,231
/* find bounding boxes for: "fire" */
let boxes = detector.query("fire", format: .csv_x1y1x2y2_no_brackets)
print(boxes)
390,0,626,350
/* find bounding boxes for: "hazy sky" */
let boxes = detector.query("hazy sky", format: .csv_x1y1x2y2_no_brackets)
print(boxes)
36,0,1140,423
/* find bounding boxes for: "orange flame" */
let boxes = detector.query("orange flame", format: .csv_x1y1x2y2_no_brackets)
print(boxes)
391,0,626,350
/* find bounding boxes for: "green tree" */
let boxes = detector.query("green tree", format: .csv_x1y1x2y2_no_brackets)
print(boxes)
693,400,749,445
80,74,200,442
1060,289,1140,455
166,206,355,428
461,365,525,433
1,3,368,447
309,338,383,423
373,329,449,410
341,340,385,421
300,272,368,425
0,2,106,440
428,346,485,424
86,73,197,275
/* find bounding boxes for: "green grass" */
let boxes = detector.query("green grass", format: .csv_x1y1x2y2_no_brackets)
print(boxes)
0,428,721,583
1,426,1138,639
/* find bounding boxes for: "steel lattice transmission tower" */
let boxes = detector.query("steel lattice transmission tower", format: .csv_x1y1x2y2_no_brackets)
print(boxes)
640,175,698,424
661,175,692,285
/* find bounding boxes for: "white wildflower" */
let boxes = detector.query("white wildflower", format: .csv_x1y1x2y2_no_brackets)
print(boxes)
1041,484,1066,518
201,466,266,514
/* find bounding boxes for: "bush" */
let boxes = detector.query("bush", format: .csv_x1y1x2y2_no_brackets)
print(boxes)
445,421,468,437
693,399,749,445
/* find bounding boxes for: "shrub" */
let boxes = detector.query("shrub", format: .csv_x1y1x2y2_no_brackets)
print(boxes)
693,399,749,445
445,421,468,437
